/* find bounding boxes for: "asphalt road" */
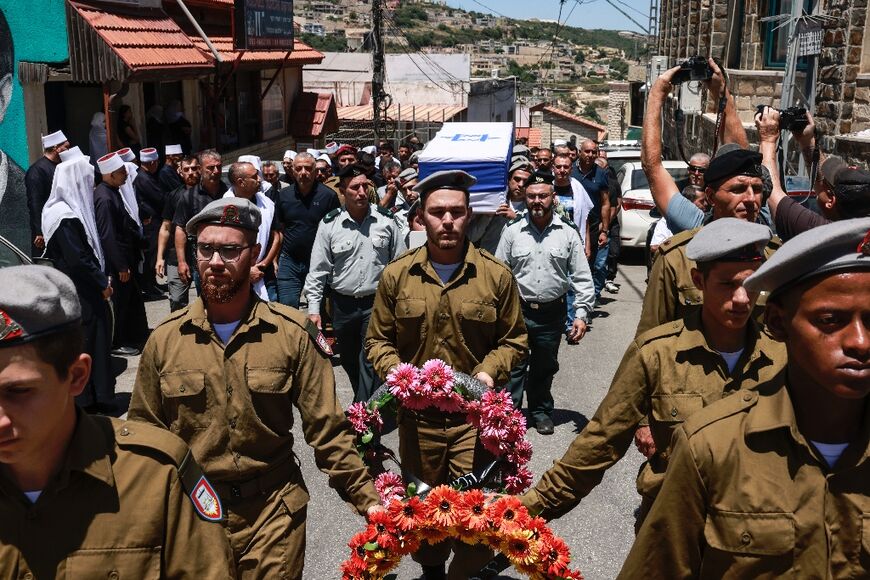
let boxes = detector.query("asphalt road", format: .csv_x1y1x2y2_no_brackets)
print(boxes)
115,253,648,580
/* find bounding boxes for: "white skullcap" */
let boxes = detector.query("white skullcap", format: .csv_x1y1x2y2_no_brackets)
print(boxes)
42,130,67,149
165,144,183,155
237,155,262,171
553,139,568,147
317,154,332,164
139,147,158,162
116,148,135,162
306,148,321,157
362,145,377,155
283,150,297,160
325,142,339,154
59,146,84,163
97,153,124,175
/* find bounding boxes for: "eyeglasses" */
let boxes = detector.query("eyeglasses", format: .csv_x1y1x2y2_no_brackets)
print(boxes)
195,244,253,262
316,167,330,173
688,165,707,173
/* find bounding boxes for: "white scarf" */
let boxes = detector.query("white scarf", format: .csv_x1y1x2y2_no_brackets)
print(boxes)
120,161,142,230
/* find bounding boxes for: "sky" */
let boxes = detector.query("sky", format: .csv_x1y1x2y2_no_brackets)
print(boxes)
443,0,650,34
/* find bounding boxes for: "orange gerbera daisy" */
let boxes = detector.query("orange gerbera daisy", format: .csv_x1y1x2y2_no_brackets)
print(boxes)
501,529,539,567
488,495,531,533
393,529,421,555
525,515,554,542
539,534,572,577
417,524,450,545
425,485,462,528
457,489,490,533
348,528,377,559
389,495,426,531
368,510,399,551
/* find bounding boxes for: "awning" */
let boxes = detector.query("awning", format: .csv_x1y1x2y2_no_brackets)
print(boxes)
290,92,338,138
66,0,214,83
337,104,467,123
188,37,324,69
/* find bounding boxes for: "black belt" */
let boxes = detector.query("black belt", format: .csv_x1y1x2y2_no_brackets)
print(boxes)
212,458,298,503
521,295,566,311
333,292,376,303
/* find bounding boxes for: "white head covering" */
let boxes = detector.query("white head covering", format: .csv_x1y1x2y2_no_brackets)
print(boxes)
88,112,108,162
306,148,320,157
59,146,84,163
237,154,262,173
362,145,377,155
166,144,183,155
139,147,158,163
553,139,568,147
317,154,332,164
325,142,339,155
42,131,68,149
97,153,124,175
283,150,296,161
42,155,105,270
117,148,135,163
120,161,143,230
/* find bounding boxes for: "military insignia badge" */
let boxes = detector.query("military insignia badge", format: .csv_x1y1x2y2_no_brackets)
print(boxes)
221,204,241,225
190,476,223,522
0,310,23,342
316,332,334,356
859,230,870,256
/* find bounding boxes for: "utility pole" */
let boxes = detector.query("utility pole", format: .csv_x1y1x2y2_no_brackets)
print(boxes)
371,0,388,141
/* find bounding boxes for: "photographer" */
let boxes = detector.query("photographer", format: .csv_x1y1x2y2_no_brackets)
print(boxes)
757,106,870,240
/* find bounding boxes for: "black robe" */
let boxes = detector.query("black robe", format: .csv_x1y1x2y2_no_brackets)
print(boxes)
24,155,58,249
134,168,166,291
158,163,183,192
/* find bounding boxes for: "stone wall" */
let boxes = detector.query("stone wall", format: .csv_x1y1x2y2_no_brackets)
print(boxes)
607,83,630,140
532,111,601,146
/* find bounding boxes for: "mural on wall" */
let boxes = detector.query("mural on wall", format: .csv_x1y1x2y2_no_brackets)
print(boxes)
0,1,69,252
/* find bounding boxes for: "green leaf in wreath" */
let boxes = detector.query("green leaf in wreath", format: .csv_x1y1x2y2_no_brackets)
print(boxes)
364,542,379,551
406,482,417,496
361,431,374,444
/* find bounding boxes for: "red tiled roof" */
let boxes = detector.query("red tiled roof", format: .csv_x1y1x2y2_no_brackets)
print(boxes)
338,104,467,122
291,92,337,138
539,105,607,132
189,37,325,67
68,1,212,73
515,127,542,149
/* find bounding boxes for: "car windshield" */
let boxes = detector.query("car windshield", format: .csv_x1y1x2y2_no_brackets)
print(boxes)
607,156,640,173
631,167,689,191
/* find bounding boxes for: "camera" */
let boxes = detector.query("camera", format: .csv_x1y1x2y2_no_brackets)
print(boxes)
670,56,714,84
755,105,810,132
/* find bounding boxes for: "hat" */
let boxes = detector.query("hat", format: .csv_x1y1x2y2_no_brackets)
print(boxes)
59,146,84,163
686,218,772,263
553,139,568,147
166,144,183,156
283,150,297,161
117,148,135,163
337,164,368,180
97,152,125,175
237,155,262,172
744,217,870,296
819,155,848,186
525,170,555,188
185,197,262,235
140,147,158,163
510,159,533,174
325,142,339,155
362,145,377,155
834,166,870,190
0,265,82,347
513,144,530,156
398,167,418,183
41,130,67,149
335,145,357,157
705,148,764,186
409,151,421,164
317,154,332,164
412,170,477,195
306,148,321,157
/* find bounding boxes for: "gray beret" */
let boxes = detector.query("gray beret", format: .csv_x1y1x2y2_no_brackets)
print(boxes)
412,170,477,195
513,144,530,156
185,197,262,235
0,265,82,347
398,167,418,183
510,159,533,174
686,218,772,263
744,217,870,296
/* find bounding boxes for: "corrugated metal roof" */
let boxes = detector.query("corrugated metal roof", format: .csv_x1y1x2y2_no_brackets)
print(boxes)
337,104,467,122
189,37,324,68
290,92,337,137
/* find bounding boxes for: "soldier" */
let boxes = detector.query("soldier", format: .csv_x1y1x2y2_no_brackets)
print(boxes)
305,165,405,402
365,170,528,580
497,158,533,221
522,218,786,527
619,217,870,578
496,176,594,434
636,147,780,336
128,197,380,578
25,130,69,256
0,266,233,577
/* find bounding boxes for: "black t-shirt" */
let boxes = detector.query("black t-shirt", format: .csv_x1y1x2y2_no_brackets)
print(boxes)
172,182,229,229
275,181,341,261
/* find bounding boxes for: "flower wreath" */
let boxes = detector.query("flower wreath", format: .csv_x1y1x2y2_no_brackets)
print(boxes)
342,360,583,579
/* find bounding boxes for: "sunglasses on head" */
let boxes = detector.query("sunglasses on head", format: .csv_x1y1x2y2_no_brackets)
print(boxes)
688,165,707,173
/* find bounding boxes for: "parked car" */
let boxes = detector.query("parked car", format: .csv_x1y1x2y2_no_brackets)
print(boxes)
0,234,35,267
600,140,641,173
616,161,690,248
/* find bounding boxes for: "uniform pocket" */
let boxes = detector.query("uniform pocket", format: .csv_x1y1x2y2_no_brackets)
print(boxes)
66,547,161,579
247,367,294,431
396,298,427,340
704,510,795,556
460,301,497,323
459,301,497,349
678,285,703,307
650,393,704,423
247,367,292,394
159,371,209,432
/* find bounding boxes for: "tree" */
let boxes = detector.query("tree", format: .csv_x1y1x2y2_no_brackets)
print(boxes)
574,51,585,64
583,103,604,125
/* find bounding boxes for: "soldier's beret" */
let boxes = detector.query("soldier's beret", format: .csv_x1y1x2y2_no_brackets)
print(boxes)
512,144,530,156
705,148,764,186
409,151,421,164
0,266,82,347
525,170,555,188
337,164,368,180
186,197,262,235
510,159,533,174
412,170,477,195
335,145,357,157
744,217,870,296
686,218,772,263
835,166,870,190
398,167,418,183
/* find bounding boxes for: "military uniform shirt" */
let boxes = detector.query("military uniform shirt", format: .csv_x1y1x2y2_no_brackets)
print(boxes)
523,312,786,520
366,242,527,385
0,412,232,579
496,212,594,320
128,297,379,515
619,377,870,579
303,204,406,315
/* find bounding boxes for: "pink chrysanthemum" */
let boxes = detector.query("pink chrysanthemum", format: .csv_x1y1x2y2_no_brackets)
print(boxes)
506,439,533,466
387,363,421,402
504,465,534,494
374,472,406,504
346,402,382,434
420,359,455,391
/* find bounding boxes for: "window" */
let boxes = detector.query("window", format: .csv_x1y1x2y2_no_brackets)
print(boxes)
764,0,813,69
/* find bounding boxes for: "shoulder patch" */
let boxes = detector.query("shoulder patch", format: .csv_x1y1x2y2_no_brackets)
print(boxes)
659,227,699,254
557,213,579,231
178,451,224,522
306,320,334,356
682,389,758,437
323,208,342,223
635,318,684,345
376,205,397,220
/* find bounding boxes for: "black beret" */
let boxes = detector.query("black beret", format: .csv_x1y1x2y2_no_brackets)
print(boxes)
337,164,368,180
705,148,764,187
524,170,555,188
835,167,870,189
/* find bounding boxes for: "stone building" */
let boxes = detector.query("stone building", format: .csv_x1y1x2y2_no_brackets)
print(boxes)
655,0,870,166
529,103,607,147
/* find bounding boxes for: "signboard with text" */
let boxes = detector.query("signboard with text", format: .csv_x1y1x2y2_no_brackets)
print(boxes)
234,0,294,51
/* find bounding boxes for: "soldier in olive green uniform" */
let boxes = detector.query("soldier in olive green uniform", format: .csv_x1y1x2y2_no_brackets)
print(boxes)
128,198,380,579
619,217,870,579
366,170,528,580
522,219,786,527
636,148,779,337
0,266,233,579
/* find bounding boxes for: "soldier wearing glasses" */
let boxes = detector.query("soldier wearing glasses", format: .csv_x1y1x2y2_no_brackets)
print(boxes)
128,197,381,578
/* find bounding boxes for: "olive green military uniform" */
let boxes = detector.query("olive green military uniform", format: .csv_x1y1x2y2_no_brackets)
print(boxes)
618,376,870,579
636,226,780,337
0,412,233,578
365,242,528,577
522,311,786,523
128,297,379,579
